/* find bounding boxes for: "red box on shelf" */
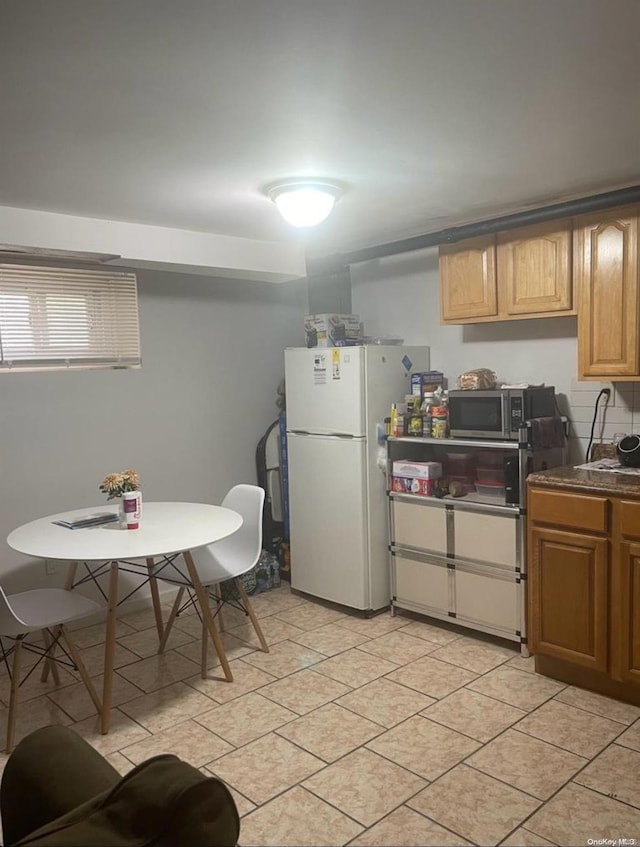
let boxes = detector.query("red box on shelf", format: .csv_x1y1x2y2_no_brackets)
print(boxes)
391,476,435,496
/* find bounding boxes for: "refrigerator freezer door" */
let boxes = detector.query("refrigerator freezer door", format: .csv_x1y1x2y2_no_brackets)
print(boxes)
285,347,366,436
287,432,369,609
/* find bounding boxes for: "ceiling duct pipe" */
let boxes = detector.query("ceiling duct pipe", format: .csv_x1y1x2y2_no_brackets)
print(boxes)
306,184,640,278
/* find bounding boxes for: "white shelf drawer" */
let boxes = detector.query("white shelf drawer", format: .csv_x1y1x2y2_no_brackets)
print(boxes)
391,499,447,555
454,509,518,567
393,552,450,615
455,565,520,633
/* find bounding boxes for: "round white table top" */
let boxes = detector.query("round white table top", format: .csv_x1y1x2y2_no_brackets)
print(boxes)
7,502,243,562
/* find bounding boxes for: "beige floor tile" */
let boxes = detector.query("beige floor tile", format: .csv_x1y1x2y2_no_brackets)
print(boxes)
393,618,464,646
366,715,480,781
196,691,297,747
467,729,587,800
500,828,556,846
617,718,640,752
118,680,218,733
427,636,518,674
240,640,325,678
249,590,308,615
289,622,371,656
72,619,136,650
338,613,410,638
303,748,426,827
71,707,151,756
468,666,566,711
408,764,540,845
79,642,140,676
259,669,352,715
105,750,136,775
504,655,537,674
228,616,307,648
386,655,477,699
525,782,640,845
118,624,193,658
174,631,255,666
210,733,325,805
277,703,384,762
274,603,349,631
313,648,399,687
186,658,277,704
349,805,472,846
121,718,233,767
575,743,640,808
421,688,526,742
357,630,439,665
220,783,256,818
48,671,143,722
0,662,78,705
337,678,435,728
239,785,364,846
0,695,72,749
516,700,625,758
554,685,640,725
116,650,201,693
118,604,175,632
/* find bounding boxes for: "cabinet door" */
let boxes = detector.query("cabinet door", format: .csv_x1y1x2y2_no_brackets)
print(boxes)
576,207,640,378
393,552,450,616
612,541,640,686
497,220,573,316
439,236,497,323
529,526,608,671
391,499,447,555
455,563,520,636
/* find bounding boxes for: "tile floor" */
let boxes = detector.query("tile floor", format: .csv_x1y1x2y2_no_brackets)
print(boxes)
2,584,640,846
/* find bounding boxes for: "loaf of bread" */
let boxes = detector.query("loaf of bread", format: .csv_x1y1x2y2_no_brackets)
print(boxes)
457,368,497,390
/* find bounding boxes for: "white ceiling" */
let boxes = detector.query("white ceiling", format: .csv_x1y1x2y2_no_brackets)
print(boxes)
2,0,640,262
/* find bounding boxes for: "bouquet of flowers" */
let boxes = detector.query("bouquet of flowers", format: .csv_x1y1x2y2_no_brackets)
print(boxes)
99,469,141,500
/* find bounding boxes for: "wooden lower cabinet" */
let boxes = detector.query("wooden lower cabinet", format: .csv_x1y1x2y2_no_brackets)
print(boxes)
528,485,640,704
529,526,607,671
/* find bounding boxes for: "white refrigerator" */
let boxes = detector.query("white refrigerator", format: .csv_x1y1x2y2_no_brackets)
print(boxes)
285,345,430,612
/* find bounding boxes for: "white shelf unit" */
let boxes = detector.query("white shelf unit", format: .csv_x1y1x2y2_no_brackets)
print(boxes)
387,436,529,654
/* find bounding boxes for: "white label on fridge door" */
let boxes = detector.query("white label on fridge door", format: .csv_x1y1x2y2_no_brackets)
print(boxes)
313,353,327,384
332,349,341,380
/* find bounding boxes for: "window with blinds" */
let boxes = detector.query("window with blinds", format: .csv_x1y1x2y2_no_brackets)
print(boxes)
0,264,141,372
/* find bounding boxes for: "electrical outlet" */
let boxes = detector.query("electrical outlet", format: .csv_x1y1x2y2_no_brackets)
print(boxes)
45,560,57,575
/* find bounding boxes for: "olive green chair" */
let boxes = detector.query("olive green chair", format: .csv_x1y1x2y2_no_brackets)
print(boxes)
0,726,240,846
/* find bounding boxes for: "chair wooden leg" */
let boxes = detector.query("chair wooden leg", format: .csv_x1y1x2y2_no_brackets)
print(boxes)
158,588,184,654
60,626,102,715
201,618,208,677
215,584,225,632
41,628,61,685
235,578,269,653
183,551,233,682
6,638,23,753
146,558,164,640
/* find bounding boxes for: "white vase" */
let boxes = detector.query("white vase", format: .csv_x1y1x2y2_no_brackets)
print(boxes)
122,490,142,530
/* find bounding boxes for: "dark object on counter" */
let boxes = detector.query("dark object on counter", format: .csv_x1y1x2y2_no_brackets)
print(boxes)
529,416,566,451
617,434,640,467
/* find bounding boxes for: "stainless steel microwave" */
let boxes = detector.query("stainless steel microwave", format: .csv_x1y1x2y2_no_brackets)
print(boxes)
448,387,556,440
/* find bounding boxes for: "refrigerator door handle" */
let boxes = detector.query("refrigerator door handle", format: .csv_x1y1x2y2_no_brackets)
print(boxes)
288,430,360,440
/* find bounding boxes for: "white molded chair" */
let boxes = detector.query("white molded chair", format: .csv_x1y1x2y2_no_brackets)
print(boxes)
157,484,270,673
0,586,102,752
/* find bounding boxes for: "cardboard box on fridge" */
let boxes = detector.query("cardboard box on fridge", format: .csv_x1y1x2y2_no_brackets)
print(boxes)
391,476,436,496
392,461,442,480
304,314,362,348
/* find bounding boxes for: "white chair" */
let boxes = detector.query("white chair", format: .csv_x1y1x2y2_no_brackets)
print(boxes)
157,484,270,674
0,586,102,752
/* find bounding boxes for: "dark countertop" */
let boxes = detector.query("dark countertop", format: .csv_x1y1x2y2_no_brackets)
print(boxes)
527,464,640,498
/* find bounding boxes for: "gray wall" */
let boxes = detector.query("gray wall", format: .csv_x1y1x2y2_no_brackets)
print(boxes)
351,248,640,463
0,269,307,592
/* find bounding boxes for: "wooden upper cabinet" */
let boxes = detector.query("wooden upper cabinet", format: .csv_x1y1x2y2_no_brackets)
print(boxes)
576,206,640,379
440,220,574,324
497,219,573,316
439,235,497,322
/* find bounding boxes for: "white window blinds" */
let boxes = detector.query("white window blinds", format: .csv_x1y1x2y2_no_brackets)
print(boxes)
0,264,141,372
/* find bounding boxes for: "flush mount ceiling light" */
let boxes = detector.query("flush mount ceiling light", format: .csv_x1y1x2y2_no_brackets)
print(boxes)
266,179,344,227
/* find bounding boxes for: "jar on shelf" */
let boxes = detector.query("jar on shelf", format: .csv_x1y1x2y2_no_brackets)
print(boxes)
421,392,436,437
431,405,449,438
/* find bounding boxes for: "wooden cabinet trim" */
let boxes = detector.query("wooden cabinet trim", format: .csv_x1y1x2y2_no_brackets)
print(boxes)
528,488,608,533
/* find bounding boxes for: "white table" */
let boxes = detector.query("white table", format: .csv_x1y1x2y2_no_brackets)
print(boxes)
7,502,243,733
